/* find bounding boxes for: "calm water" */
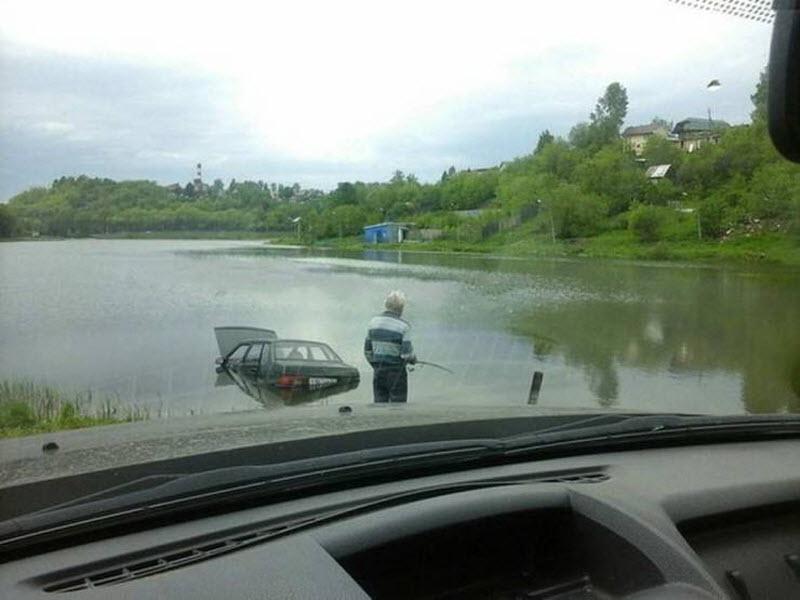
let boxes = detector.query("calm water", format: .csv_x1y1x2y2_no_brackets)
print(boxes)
1,239,799,416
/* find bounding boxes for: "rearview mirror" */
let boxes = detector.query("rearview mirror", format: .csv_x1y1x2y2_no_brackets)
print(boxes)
769,0,800,162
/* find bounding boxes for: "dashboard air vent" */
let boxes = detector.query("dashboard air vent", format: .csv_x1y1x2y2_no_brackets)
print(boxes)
540,472,610,484
42,470,609,593
42,518,315,593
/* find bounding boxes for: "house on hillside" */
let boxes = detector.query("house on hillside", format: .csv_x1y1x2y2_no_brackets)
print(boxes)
672,118,730,152
622,124,669,155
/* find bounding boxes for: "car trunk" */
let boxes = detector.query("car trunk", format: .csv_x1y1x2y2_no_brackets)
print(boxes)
272,360,358,389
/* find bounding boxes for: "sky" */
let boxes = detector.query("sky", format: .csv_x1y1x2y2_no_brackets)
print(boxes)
0,0,773,200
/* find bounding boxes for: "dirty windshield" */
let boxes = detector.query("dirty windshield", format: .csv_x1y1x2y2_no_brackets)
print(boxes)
1,1,799,482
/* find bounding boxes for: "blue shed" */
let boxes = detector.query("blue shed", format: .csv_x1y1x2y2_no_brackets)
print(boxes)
363,222,412,244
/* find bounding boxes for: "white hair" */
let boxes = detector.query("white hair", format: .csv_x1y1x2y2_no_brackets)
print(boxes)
384,290,407,314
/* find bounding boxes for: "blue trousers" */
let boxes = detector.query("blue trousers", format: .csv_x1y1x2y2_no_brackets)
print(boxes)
372,366,408,403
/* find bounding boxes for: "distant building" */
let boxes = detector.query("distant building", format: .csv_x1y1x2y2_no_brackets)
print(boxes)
645,164,673,181
363,222,413,244
622,124,669,155
672,118,730,152
193,163,203,193
166,183,183,195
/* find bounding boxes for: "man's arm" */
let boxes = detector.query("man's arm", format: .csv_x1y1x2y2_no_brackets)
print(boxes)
364,336,374,365
400,338,416,364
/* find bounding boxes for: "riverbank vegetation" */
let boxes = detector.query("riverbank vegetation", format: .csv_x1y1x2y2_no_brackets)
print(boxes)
3,74,798,263
0,380,147,438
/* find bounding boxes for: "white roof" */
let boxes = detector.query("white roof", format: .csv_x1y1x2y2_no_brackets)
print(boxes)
645,164,672,179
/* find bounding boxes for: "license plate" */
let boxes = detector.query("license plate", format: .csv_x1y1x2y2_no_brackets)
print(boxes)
308,377,337,389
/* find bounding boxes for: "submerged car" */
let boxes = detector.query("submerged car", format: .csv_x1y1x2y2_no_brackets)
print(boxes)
214,327,360,399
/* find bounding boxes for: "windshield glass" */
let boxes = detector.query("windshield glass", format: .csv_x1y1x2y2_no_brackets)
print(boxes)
0,0,798,494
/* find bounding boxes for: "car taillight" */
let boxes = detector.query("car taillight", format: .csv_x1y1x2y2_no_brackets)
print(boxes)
276,374,306,388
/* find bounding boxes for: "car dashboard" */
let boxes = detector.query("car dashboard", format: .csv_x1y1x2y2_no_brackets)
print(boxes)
1,439,799,599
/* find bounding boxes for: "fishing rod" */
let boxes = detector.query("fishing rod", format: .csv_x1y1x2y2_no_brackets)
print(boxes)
414,360,454,374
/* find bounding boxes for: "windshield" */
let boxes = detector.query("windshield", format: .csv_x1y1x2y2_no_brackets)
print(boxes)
0,0,798,494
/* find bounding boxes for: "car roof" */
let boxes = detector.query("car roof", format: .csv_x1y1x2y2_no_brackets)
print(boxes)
233,338,333,346
273,339,333,347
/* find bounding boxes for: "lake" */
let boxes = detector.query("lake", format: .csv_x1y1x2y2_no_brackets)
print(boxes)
1,239,799,416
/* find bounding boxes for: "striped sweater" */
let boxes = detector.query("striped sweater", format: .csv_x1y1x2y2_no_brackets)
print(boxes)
364,311,416,367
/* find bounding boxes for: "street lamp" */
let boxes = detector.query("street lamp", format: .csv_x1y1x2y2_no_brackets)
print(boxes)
536,198,556,243
706,79,721,126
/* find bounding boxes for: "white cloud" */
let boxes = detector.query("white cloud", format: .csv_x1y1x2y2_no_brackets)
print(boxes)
32,120,75,134
0,0,773,197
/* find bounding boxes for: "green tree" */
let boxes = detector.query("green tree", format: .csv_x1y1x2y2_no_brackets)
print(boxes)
330,182,358,206
745,161,800,219
535,129,555,154
641,136,683,168
548,184,607,238
497,174,547,211
568,122,593,150
698,195,728,238
212,179,225,196
650,116,673,131
440,170,498,211
0,204,17,237
574,145,647,214
588,82,629,148
751,69,768,124
534,139,580,180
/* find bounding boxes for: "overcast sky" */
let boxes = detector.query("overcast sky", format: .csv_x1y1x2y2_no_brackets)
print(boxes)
0,0,772,200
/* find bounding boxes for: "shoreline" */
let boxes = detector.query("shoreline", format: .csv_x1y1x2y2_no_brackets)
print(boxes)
3,230,799,267
299,231,800,268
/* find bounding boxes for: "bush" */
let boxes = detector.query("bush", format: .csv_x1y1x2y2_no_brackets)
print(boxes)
745,162,800,219
609,212,629,231
549,185,607,239
0,402,37,429
629,205,671,243
698,196,728,238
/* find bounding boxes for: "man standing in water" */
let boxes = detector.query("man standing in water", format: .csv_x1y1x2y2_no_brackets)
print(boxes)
364,290,416,403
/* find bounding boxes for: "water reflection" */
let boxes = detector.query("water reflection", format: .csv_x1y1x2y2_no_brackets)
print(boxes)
218,368,360,409
513,291,800,413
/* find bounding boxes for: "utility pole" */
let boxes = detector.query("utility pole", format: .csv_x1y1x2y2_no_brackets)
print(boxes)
706,79,721,143
696,211,702,240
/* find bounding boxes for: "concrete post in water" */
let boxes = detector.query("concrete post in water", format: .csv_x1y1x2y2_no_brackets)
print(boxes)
528,371,544,405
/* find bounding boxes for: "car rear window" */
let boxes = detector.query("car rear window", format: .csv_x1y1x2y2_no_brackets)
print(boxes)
274,342,340,362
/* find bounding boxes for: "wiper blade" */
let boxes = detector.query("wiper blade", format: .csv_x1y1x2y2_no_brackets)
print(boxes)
3,412,799,555
502,413,800,455
0,439,500,553
0,413,621,538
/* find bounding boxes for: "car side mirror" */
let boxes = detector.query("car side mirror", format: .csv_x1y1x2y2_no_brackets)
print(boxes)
769,0,800,162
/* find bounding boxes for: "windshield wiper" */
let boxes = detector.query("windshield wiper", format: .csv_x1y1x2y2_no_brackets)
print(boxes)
2,413,799,555
501,413,800,456
0,439,501,554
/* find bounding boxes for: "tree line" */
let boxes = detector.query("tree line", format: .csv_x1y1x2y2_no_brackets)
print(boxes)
2,73,798,244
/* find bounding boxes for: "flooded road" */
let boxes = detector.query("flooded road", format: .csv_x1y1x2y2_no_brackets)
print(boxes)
1,239,799,416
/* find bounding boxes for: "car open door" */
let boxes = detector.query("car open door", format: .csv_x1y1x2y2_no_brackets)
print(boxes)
214,326,277,357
